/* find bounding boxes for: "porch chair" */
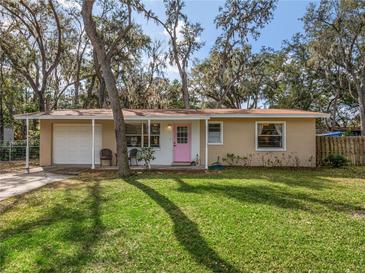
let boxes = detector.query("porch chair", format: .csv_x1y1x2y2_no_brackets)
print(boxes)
129,148,139,166
100,148,113,167
115,149,139,166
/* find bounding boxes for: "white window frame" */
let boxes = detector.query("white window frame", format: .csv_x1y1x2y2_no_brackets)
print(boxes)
125,122,161,148
255,121,286,151
208,121,224,145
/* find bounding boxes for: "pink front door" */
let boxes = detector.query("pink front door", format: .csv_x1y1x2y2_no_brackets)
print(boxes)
173,124,191,162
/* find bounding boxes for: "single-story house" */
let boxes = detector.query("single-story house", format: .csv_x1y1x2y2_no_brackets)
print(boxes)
15,108,329,170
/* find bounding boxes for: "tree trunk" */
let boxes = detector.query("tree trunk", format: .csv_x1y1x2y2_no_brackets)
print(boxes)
0,87,3,142
73,76,80,107
83,75,96,108
94,51,107,108
358,80,365,136
181,71,190,109
38,90,46,112
98,77,107,108
82,0,131,177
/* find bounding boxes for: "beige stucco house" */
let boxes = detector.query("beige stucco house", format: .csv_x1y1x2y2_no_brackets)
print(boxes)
15,108,329,169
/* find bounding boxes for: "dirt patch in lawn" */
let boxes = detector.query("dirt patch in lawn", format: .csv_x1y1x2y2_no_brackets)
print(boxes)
351,208,365,219
0,160,39,174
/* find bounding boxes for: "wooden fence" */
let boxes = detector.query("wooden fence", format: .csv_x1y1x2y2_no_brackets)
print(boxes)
316,136,365,166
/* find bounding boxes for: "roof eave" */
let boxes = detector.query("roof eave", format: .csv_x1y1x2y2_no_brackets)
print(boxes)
14,113,330,120
210,113,330,118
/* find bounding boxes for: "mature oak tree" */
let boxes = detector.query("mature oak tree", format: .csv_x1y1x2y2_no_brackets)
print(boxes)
0,0,63,112
303,0,365,134
135,0,203,109
82,0,131,177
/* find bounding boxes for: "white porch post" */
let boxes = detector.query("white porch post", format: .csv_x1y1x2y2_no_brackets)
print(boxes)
141,123,144,147
25,118,29,173
91,119,95,169
147,119,151,147
205,118,208,170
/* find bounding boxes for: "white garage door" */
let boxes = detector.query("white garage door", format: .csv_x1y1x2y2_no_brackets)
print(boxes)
53,124,102,165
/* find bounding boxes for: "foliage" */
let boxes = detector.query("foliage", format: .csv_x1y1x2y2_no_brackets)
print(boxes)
222,152,315,167
0,0,364,140
302,0,365,134
192,0,276,108
324,154,348,168
222,153,249,166
137,147,156,169
135,0,204,108
1,167,365,271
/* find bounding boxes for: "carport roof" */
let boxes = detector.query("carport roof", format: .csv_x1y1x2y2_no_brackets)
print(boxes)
14,108,329,120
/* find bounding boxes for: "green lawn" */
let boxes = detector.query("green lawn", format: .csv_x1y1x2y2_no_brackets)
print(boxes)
1,167,365,272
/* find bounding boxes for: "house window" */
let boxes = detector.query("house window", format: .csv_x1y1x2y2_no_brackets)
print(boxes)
126,123,160,148
126,124,142,147
208,122,223,144
256,122,286,150
143,123,160,148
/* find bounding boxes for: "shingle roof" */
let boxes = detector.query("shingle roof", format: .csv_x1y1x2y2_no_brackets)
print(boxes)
14,108,329,119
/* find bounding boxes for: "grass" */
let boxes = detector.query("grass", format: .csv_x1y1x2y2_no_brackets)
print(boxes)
0,167,365,272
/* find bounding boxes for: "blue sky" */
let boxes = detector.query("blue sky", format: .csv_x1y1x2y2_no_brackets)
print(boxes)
134,0,318,79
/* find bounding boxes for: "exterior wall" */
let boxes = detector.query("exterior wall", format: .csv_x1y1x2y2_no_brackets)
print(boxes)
201,118,316,167
143,120,200,165
40,117,315,167
39,119,113,166
39,119,200,166
39,120,52,166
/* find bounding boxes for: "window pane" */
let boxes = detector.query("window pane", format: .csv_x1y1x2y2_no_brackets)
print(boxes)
151,123,160,135
258,136,282,148
143,136,160,147
208,123,221,143
258,123,282,136
257,123,284,149
143,123,160,135
127,136,142,147
150,136,160,147
126,123,142,135
177,126,188,144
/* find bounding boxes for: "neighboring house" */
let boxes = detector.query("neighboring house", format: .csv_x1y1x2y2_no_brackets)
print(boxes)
15,109,328,169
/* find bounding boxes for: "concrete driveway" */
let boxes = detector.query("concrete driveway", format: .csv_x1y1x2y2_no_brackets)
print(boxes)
0,168,69,201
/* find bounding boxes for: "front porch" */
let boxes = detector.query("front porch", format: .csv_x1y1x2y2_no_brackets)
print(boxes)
33,118,210,171
41,164,205,175
98,164,206,171
15,109,213,172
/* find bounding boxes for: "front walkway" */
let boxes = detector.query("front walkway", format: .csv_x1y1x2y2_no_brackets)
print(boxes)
0,168,69,201
99,165,205,171
40,164,206,172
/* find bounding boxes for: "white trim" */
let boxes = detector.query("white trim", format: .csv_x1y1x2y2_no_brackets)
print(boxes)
25,118,29,173
208,121,224,145
255,121,287,152
209,113,329,118
141,123,144,147
14,113,329,120
205,119,208,169
91,119,95,169
16,116,208,120
148,119,151,147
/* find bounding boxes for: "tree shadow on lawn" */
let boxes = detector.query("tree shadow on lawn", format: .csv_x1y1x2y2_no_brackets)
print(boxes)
0,181,104,272
175,177,363,213
126,176,240,273
175,166,365,191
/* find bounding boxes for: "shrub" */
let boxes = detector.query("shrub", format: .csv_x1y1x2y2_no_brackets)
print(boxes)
137,147,156,169
324,154,348,168
222,153,249,166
